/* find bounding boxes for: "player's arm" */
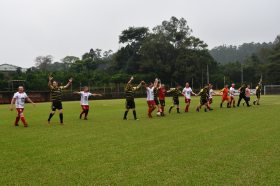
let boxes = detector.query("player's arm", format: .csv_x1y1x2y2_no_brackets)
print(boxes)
26,97,35,106
48,76,54,89
10,98,16,111
133,81,143,91
63,78,73,89
73,91,81,95
127,76,134,84
90,93,103,97
167,88,175,93
153,78,159,88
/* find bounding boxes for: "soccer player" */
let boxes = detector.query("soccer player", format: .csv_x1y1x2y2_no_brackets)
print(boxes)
158,82,166,116
237,84,250,107
168,84,181,114
153,82,162,115
47,75,73,124
10,86,35,127
144,78,159,118
182,82,196,112
253,80,262,105
208,83,216,109
220,84,230,108
229,83,237,108
243,84,251,106
123,76,143,120
196,84,210,112
74,86,102,120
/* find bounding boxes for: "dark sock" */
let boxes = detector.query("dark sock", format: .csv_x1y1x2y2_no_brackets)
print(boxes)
48,113,54,121
80,110,85,118
85,110,89,118
59,113,63,124
123,111,128,119
133,110,137,119
169,106,173,113
177,108,180,113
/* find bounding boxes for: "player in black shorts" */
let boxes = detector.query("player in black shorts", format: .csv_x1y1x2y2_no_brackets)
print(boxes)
168,84,181,114
253,78,262,105
196,84,210,112
153,83,162,115
123,76,143,120
47,75,72,124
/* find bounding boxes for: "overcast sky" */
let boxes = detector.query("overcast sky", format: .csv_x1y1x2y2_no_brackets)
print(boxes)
0,0,279,68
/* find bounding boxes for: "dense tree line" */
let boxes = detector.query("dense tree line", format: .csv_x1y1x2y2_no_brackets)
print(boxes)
0,17,279,92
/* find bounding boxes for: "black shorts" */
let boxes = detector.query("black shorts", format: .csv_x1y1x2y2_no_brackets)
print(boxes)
173,98,179,105
154,99,160,105
200,99,208,105
159,100,165,106
126,99,135,109
52,101,63,111
256,92,261,99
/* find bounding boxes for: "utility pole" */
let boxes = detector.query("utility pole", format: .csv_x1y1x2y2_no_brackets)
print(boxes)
206,64,209,84
241,63,244,84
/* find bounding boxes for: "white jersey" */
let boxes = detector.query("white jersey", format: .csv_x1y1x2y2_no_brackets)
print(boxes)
80,91,92,105
13,92,28,108
229,87,236,96
146,87,155,101
209,89,214,98
182,87,193,99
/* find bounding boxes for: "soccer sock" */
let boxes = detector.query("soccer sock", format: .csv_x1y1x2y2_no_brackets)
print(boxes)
48,113,54,121
80,110,85,118
185,105,189,112
85,110,89,118
133,110,137,119
59,113,63,124
169,106,173,113
177,108,180,113
123,111,128,119
20,116,27,125
15,116,20,125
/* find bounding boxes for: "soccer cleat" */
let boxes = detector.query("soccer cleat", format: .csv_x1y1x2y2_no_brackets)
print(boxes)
15,124,19,127
204,108,207,112
209,108,213,111
123,118,128,120
220,103,222,108
24,124,28,127
196,108,199,112
84,118,88,120
253,101,256,105
135,118,139,121
79,115,82,119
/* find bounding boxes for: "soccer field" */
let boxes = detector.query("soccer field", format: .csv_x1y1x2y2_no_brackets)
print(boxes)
1,96,280,185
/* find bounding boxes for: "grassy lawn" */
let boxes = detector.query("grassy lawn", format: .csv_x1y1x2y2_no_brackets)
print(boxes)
0,96,279,185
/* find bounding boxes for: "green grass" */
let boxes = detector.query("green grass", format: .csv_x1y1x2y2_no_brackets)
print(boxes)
0,96,280,185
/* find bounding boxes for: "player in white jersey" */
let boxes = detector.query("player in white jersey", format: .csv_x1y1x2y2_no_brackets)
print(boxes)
10,86,35,127
229,83,237,108
207,83,216,110
143,78,158,118
74,86,102,120
182,82,196,112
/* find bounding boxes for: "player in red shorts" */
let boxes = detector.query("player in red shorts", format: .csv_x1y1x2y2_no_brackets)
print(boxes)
74,86,102,120
182,82,197,112
10,86,35,127
220,84,230,108
158,81,166,116
143,78,159,118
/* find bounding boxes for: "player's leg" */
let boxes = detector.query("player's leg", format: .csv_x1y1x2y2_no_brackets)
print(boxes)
237,96,242,107
14,109,21,126
48,102,56,123
18,109,28,127
84,105,89,120
169,100,174,114
176,100,180,113
59,109,64,124
80,105,86,119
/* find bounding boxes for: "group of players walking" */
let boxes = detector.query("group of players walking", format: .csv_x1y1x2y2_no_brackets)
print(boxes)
123,76,262,120
9,75,262,127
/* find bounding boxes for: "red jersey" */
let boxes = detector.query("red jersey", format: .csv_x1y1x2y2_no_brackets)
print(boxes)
158,87,166,100
222,88,229,97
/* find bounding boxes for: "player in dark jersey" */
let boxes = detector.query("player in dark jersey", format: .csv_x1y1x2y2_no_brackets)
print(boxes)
47,75,72,124
158,82,166,116
196,85,210,112
168,84,181,114
123,76,143,120
153,83,162,115
253,79,262,105
237,84,250,107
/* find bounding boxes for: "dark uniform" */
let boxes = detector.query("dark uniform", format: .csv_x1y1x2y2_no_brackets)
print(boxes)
154,88,160,105
256,85,261,99
125,85,136,109
171,88,181,105
50,86,64,111
199,87,209,105
237,86,249,106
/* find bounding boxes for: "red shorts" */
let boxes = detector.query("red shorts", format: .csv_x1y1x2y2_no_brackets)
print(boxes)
222,96,229,102
147,100,156,107
185,98,191,103
81,105,89,110
16,108,24,115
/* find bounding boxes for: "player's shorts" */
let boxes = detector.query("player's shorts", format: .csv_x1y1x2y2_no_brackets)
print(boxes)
16,108,24,115
185,98,191,103
256,92,261,99
208,98,213,104
200,98,208,105
52,101,63,111
154,98,160,105
159,100,165,106
147,100,156,107
222,96,229,102
126,99,135,109
81,105,90,110
173,98,179,105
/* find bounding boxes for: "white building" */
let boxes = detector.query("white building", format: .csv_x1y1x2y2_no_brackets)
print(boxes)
0,64,27,73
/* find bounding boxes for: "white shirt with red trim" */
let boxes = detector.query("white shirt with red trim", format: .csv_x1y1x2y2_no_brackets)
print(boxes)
182,87,193,99
146,87,155,101
80,91,92,105
13,92,28,108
